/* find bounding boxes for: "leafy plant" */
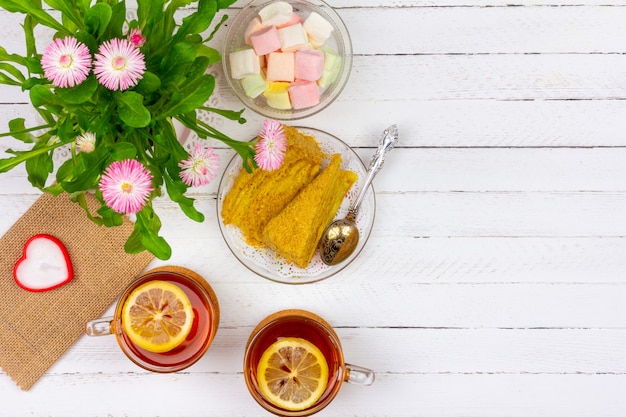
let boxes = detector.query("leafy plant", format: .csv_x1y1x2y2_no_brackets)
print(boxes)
0,0,256,260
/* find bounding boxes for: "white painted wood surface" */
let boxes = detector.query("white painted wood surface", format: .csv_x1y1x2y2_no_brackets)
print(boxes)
1,1,626,416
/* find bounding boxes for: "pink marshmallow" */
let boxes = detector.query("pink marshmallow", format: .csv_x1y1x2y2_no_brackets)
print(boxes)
277,13,303,29
244,17,265,44
266,52,295,82
294,49,324,81
249,25,281,56
288,80,320,109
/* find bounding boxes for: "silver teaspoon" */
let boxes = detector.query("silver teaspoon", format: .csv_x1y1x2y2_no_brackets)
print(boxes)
319,124,398,266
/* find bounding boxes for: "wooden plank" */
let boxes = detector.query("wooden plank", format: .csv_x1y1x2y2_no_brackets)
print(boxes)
4,147,626,193
3,99,626,147
40,327,626,375
1,373,625,416
2,190,626,238
7,54,623,102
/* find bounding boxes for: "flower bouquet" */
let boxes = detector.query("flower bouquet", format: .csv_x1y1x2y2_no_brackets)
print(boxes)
0,0,259,260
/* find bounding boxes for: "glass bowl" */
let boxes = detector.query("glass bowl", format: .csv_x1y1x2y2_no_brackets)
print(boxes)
216,127,375,284
222,0,353,120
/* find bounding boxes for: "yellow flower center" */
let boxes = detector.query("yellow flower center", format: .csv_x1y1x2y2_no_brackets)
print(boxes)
59,54,73,68
112,56,127,71
121,182,133,193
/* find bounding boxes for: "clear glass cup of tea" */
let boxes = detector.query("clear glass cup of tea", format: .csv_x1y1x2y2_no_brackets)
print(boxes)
243,309,375,416
85,265,220,372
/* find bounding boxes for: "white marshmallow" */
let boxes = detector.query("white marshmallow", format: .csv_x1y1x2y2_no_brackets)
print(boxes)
277,23,308,52
303,12,334,47
229,48,261,80
258,1,293,26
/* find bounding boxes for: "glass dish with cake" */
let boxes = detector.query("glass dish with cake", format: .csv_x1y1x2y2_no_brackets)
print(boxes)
217,126,375,284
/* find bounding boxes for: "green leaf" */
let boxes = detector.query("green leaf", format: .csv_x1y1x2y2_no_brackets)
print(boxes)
0,72,21,86
61,152,106,193
115,91,151,128
110,142,137,160
56,114,75,143
25,143,53,189
0,0,68,33
42,182,64,196
0,140,64,173
138,0,164,28
54,156,77,184
0,63,25,82
130,208,172,260
44,0,85,30
85,3,113,39
156,74,215,119
0,46,28,66
163,168,204,222
217,0,237,8
30,84,62,107
8,118,35,143
202,106,247,123
71,192,104,226
161,41,196,73
97,204,124,227
174,0,217,41
104,1,126,39
23,15,37,59
196,45,221,65
55,76,98,104
124,224,145,254
135,71,161,95
183,56,210,83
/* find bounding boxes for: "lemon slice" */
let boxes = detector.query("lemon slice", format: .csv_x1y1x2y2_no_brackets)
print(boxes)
121,280,194,353
257,337,329,411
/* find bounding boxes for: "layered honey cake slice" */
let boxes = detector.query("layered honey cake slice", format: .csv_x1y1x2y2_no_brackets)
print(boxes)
221,126,324,247
263,154,358,268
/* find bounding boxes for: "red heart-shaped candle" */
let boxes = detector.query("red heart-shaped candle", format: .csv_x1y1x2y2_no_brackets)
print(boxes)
13,234,74,292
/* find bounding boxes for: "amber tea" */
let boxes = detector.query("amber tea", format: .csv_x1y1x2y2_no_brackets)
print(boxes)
244,309,374,417
86,266,220,373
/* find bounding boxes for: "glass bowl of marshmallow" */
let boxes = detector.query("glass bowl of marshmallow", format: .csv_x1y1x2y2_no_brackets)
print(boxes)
222,0,352,120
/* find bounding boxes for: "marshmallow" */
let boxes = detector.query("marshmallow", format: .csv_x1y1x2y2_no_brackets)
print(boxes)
258,1,293,26
266,52,295,82
241,74,269,98
278,23,308,52
295,49,324,81
303,12,334,47
229,48,261,80
288,80,320,109
317,45,341,88
277,12,303,29
249,25,281,56
263,82,292,109
244,17,265,44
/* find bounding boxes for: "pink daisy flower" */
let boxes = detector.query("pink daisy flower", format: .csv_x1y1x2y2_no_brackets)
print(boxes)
99,159,154,214
93,38,146,91
178,144,220,187
41,37,92,88
128,28,146,48
254,119,287,171
75,132,96,153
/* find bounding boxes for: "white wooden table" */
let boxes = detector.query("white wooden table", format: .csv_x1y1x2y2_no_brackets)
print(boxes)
2,1,626,416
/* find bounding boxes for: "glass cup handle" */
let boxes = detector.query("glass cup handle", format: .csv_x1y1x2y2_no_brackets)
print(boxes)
345,363,375,386
85,316,114,336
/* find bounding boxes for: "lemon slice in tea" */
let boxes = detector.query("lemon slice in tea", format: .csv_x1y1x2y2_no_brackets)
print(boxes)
257,337,329,411
121,280,194,353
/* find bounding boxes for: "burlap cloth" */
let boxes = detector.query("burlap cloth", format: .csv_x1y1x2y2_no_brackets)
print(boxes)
0,193,154,390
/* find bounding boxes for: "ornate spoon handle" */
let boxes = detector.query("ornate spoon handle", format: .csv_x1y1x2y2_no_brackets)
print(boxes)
347,124,399,221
